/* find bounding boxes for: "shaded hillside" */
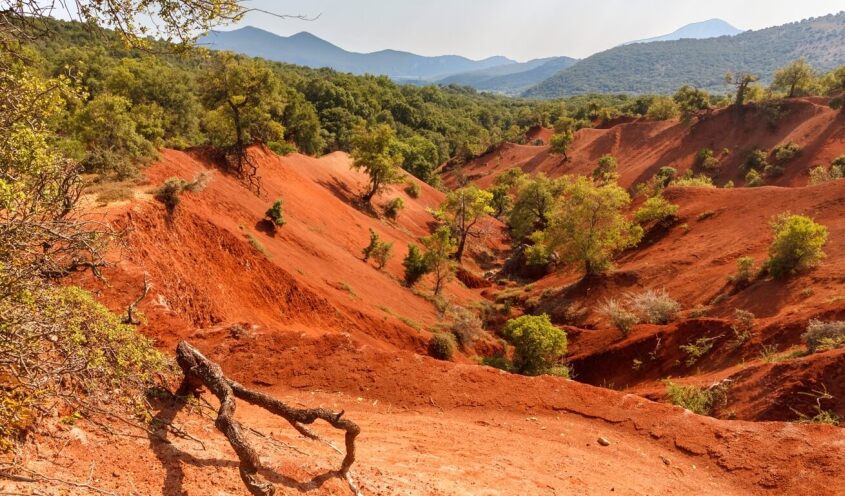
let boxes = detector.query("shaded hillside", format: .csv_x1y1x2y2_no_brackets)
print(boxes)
437,56,578,95
526,12,845,96
199,26,514,80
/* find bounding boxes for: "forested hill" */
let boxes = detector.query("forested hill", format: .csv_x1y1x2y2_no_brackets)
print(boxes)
525,12,845,97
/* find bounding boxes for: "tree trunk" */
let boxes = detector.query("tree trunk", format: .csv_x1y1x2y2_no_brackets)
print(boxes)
454,232,467,263
174,341,360,496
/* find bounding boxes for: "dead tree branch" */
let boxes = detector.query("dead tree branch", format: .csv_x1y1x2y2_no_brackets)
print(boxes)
123,274,150,325
174,341,361,496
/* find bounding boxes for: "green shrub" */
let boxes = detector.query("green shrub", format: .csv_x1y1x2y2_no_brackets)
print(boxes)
765,214,828,278
745,169,763,187
809,165,843,185
802,320,845,353
362,228,392,268
385,197,405,220
773,142,801,163
268,140,297,156
655,167,677,188
672,175,715,188
155,177,187,215
646,96,679,120
402,244,430,287
665,381,728,416
428,333,456,361
730,256,756,285
598,298,639,337
593,154,619,184
681,335,721,366
502,314,567,376
634,195,679,224
372,241,393,269
696,148,720,172
265,199,286,227
744,149,769,172
832,155,845,175
404,181,421,198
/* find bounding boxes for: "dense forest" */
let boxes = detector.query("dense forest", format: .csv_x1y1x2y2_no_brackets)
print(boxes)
526,11,845,97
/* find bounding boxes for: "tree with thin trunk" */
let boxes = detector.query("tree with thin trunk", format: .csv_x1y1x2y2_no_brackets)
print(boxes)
423,226,457,296
725,71,760,107
350,124,404,204
436,185,493,263
772,59,816,98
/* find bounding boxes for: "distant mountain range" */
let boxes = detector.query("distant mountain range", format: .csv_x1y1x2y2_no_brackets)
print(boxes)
525,12,845,98
623,18,742,45
199,27,514,80
436,56,578,95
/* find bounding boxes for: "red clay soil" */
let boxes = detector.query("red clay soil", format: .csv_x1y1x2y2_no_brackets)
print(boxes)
12,146,845,495
445,98,845,189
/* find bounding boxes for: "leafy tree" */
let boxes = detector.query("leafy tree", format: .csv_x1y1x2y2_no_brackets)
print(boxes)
593,154,619,184
772,59,815,98
502,314,567,376
73,93,156,178
350,124,405,204
508,174,565,241
673,85,710,121
282,90,324,155
400,135,439,184
655,167,677,188
549,130,574,159
725,72,760,107
402,244,430,287
646,96,679,120
765,214,828,278
199,53,285,185
437,186,494,262
489,184,513,219
422,226,457,296
545,176,643,275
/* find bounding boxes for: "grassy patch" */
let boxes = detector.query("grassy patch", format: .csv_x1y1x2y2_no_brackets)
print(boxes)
244,233,270,258
665,381,728,416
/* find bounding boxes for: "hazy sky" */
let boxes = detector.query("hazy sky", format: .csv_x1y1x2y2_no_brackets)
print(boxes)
227,0,844,60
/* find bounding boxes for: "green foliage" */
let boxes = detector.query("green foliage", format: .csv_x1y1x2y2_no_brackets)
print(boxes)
362,228,393,269
198,52,285,151
772,59,816,98
488,184,513,218
428,333,457,361
673,86,710,120
665,381,728,416
73,93,157,178
154,173,208,216
384,197,405,220
448,306,484,350
404,181,421,199
422,226,457,295
402,244,430,287
549,130,574,157
502,314,567,376
437,185,493,262
731,256,756,285
265,199,286,227
634,195,679,224
802,320,845,353
772,142,801,163
593,154,619,184
400,135,439,184
731,309,755,347
672,174,716,188
645,96,679,120
745,169,763,187
744,149,769,172
508,173,564,241
545,176,642,274
681,335,721,366
765,214,828,278
268,141,297,156
350,124,405,203
696,148,720,172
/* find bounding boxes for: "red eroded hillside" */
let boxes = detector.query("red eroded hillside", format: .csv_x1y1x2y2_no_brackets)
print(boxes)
26,145,843,495
446,98,845,189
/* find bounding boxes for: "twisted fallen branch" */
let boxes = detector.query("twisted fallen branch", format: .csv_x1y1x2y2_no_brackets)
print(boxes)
174,341,361,496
